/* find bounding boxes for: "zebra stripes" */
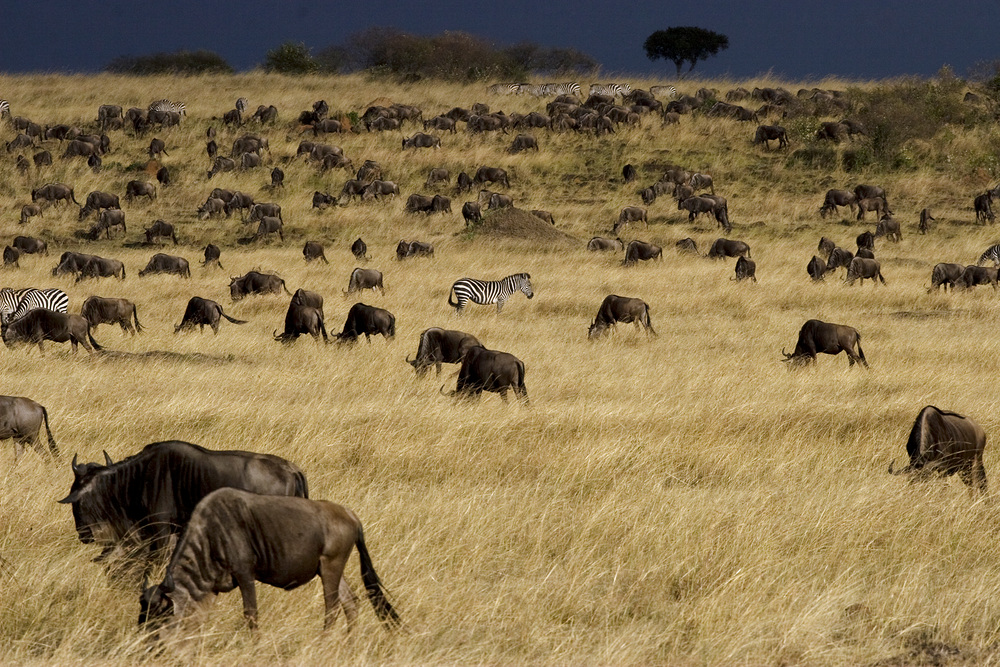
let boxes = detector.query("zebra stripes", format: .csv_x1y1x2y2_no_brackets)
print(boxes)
148,99,186,116
0,99,9,119
978,244,1000,267
0,287,69,325
650,85,678,99
589,83,632,98
448,273,534,314
487,83,522,96
487,83,581,98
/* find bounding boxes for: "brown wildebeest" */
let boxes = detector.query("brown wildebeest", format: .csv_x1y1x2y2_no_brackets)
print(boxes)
175,297,247,334
76,255,126,281
974,192,994,224
303,241,329,263
274,303,328,343
230,272,291,300
707,238,750,259
125,180,156,203
148,138,168,158
929,263,965,292
856,231,874,251
424,168,450,188
202,244,222,269
396,241,434,260
676,238,698,254
197,198,226,220
733,255,757,282
530,210,554,225
0,395,58,460
474,167,509,188
335,303,395,343
271,167,284,187
956,265,998,289
509,134,538,153
139,254,190,278
406,328,482,376
820,190,857,218
889,406,987,494
20,204,43,224
462,201,482,225
81,296,143,335
253,216,284,242
919,208,935,234
345,268,384,295
615,206,647,231
138,488,400,631
854,184,888,205
13,236,47,256
145,220,177,245
588,237,624,252
781,319,867,368
88,209,126,240
845,257,886,286
622,164,637,183
444,346,527,403
351,238,369,261
818,236,836,259
405,194,434,213
402,132,440,149
753,125,788,149
874,216,901,242
827,247,854,273
312,191,336,209
4,246,19,267
588,295,655,339
32,183,79,206
1,309,102,354
623,241,662,265
807,256,827,281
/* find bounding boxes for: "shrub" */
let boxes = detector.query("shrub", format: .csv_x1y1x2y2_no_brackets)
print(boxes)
104,50,233,75
264,42,318,75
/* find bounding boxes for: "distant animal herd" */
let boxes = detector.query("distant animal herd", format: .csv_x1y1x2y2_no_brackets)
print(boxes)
0,79,995,639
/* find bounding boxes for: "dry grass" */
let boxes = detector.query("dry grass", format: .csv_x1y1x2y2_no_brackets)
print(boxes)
0,72,999,666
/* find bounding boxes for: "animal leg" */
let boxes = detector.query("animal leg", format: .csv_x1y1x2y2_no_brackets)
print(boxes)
319,555,352,630
496,300,504,314
235,574,258,629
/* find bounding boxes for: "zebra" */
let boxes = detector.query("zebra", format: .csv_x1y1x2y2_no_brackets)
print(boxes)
447,273,534,315
487,83,520,96
148,99,186,116
589,83,632,98
515,83,543,96
539,82,581,98
650,85,678,99
977,244,1000,267
235,97,249,114
0,287,69,325
0,99,10,119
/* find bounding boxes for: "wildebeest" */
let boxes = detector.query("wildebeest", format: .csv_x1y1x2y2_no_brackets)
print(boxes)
615,206,647,231
197,197,226,220
76,255,125,282
707,238,751,259
446,346,527,403
3,246,19,267
678,195,718,222
208,156,236,178
974,192,994,224
303,241,329,263
807,255,827,281
78,191,121,221
888,406,987,493
753,125,788,149
826,247,855,273
819,190,857,218
587,295,655,339
336,303,395,343
340,179,368,201
781,319,867,368
456,171,473,192
125,180,156,203
81,296,143,335
956,265,998,289
253,216,284,243
623,241,663,265
845,257,886,286
854,184,888,206
202,244,222,269
230,271,292,300
856,231,875,251
509,134,538,153
274,302,328,343
32,183,79,206
487,192,512,210
919,208,935,234
474,167,510,188
396,241,434,260
874,216,901,242
816,121,849,142
622,164,637,183
430,194,452,213
20,204,43,224
138,488,400,631
58,440,308,566
312,191,336,209
270,167,284,188
0,395,57,460
351,238,369,261
402,132,440,149
689,173,714,193
406,328,482,376
818,237,836,259
12,235,47,255
87,209,127,240
530,209,555,225
175,297,246,333
247,202,282,223
733,255,757,282
462,201,482,225
139,253,190,278
675,237,698,254
355,159,381,182
1,309,102,353
361,180,400,201
51,251,97,278
144,220,177,245
423,116,457,133
147,138,167,159
588,236,624,252
33,150,52,167
405,194,434,213
344,268,384,295
425,168,450,187
856,248,875,260
929,263,965,292
62,139,99,159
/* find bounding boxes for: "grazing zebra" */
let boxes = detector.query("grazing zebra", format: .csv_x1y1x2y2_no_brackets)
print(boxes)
448,273,534,315
0,287,69,325
650,85,678,99
0,99,10,119
589,83,632,98
235,97,249,114
977,244,1000,267
487,83,521,96
148,99,186,116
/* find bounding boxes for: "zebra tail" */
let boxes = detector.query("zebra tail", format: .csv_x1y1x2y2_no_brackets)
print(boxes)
447,285,458,308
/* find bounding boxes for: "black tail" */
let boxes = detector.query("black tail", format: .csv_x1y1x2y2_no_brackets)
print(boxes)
447,285,458,308
220,310,248,325
294,471,308,498
132,304,144,333
41,406,57,456
356,526,400,627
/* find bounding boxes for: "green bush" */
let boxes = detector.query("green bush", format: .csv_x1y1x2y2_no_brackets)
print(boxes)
104,50,233,75
264,42,318,75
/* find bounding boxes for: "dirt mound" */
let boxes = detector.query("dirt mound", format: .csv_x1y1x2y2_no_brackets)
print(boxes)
471,207,578,245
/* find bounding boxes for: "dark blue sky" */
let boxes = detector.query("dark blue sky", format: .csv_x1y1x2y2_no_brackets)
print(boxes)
1,0,996,80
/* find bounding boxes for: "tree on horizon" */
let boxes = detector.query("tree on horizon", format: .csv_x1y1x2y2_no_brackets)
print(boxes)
643,27,729,79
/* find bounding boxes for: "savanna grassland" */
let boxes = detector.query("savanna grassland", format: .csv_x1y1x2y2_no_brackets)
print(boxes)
4,72,1000,666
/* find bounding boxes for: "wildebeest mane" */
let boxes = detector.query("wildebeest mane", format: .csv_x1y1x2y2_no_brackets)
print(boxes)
906,405,966,467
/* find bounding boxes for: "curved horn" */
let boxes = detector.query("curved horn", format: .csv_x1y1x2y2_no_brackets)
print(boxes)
405,354,413,363
888,460,895,474
102,450,113,466
71,453,80,473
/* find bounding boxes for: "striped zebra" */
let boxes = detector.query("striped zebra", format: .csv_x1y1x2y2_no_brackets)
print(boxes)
0,99,10,119
235,97,249,113
0,287,69,325
487,83,521,96
540,82,581,97
148,99,186,116
977,244,1000,267
589,83,632,98
650,85,678,99
448,273,534,314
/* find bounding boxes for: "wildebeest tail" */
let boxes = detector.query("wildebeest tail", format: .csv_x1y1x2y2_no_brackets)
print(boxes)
132,304,144,333
356,525,401,627
644,304,657,336
281,279,292,296
388,314,396,338
41,406,57,456
856,334,866,365
69,188,79,206
294,470,308,498
120,265,126,280
320,315,329,343
220,309,248,325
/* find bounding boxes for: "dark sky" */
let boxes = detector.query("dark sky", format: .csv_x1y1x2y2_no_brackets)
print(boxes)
1,0,996,80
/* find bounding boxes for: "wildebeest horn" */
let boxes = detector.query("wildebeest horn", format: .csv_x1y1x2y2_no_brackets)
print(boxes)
780,347,794,360
102,450,113,466
888,460,895,474
405,354,413,363
71,452,80,473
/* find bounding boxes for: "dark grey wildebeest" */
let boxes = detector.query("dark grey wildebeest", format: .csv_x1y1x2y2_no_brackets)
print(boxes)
351,238,369,261
32,183,79,207
807,256,827,281
956,265,998,289
781,319,867,368
889,406,987,494
588,295,655,339
202,244,222,269
623,241,662,265
845,257,885,286
138,254,190,278
929,263,965,292
733,255,757,282
4,246,19,267
20,204,43,225
78,191,120,221
919,208,935,234
818,236,837,259
12,236,47,255
402,132,440,149
303,241,328,264
0,395,57,460
253,216,284,243
820,190,857,218
81,296,143,335
462,201,482,225
857,197,890,221
144,220,177,245
826,247,854,273
125,180,156,203
974,192,994,224
445,346,527,403
138,488,400,631
344,268,384,295
76,255,125,281
615,206,647,231
175,297,247,334
676,238,698,254
396,241,434,260
88,209,126,240
474,167,509,188
335,303,395,343
854,184,888,207
361,180,400,201
753,125,788,149
874,216,901,242
509,134,538,153
230,272,291,300
707,238,750,260
1,309,102,354
424,168,450,188
588,237,624,252
312,191,336,209
274,302,328,343
407,328,482,376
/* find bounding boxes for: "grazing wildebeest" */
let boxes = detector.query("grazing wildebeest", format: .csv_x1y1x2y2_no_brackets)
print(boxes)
807,255,827,281
138,488,400,631
351,238,369,261
423,116,457,133
588,237,624,252
51,251,96,278
33,150,52,167
206,140,218,159
340,179,368,201
929,263,965,292
253,216,284,243
175,297,246,334
407,328,482,376
312,191,336,209
20,204,43,224
827,247,855,273
623,241,663,265
854,184,888,206
208,156,236,178
530,209,555,225
336,303,395,343
230,272,292,300
0,395,57,460
622,164,637,183
733,255,757,282
919,208,935,234
344,268,384,295
689,173,714,193
58,441,308,567
303,241,329,264
588,295,655,339
247,202,282,223
89,209,127,240
197,197,226,220
456,172,473,193
956,265,998,289
615,206,647,231
640,187,657,205
125,180,156,203
361,180,400,201
845,257,886,286
487,193,512,210
874,216,901,242
816,121,849,142
974,192,994,224
82,296,143,335
3,246,19,267
253,104,278,124
474,167,510,188
856,248,875,260
675,237,698,254
781,319,867,368
355,159,381,182
509,134,538,153
856,231,875,251
1,309,102,354
62,139,99,159
889,406,987,494
856,197,889,221
396,241,434,260
462,201,482,226
202,244,222,269
402,132,440,149
144,220,177,245
425,168,450,188
12,236,47,255
78,191,120,220
430,194,452,213
753,125,788,149
139,254,190,278
147,138,167,159
270,167,284,188
678,195,718,222
820,190,857,218
75,255,125,282
404,194,434,214
32,183,79,207
818,237,837,259
445,346,527,403
274,302,328,343
707,238,750,260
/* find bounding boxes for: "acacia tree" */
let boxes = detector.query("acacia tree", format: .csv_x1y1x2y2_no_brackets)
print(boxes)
644,27,729,78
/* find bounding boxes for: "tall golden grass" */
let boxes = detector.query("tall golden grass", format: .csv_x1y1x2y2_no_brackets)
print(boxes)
0,72,999,665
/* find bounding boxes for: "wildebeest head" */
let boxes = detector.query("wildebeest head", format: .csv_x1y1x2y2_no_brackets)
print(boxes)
229,276,246,300
57,452,121,547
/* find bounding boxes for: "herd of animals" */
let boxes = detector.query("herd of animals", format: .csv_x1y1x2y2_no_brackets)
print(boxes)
0,79,997,639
